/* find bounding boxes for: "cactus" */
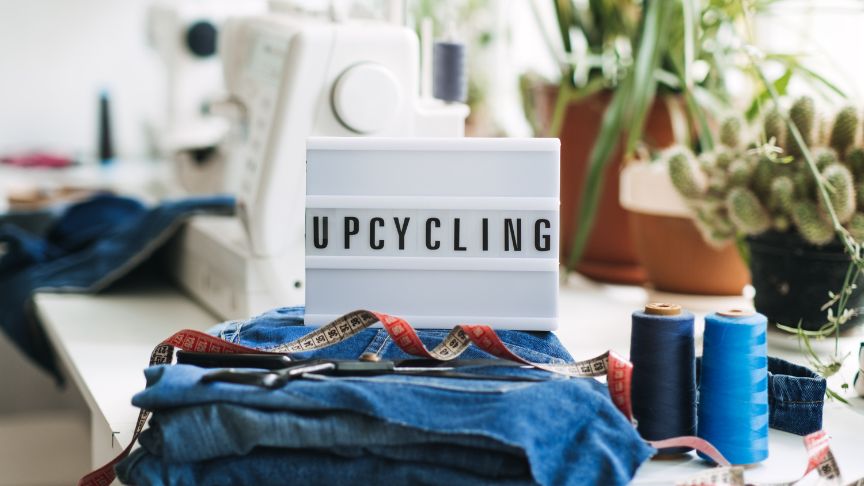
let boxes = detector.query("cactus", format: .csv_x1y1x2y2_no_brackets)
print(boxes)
820,163,856,224
751,156,776,196
769,176,795,213
726,187,771,234
773,215,790,232
791,201,835,245
830,106,858,156
714,148,735,170
667,148,707,198
814,148,838,171
665,98,864,248
728,159,753,187
816,115,832,147
763,107,784,146
720,117,742,148
847,147,864,180
792,167,815,199
848,213,864,242
857,182,864,209
787,96,815,158
693,206,736,248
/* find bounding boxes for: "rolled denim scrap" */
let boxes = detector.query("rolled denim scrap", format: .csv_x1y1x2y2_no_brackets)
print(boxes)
767,357,826,435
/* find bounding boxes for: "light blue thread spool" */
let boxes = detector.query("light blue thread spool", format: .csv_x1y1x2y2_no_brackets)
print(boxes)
698,309,769,465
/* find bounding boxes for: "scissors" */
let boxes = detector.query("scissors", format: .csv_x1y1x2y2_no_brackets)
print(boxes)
197,358,550,389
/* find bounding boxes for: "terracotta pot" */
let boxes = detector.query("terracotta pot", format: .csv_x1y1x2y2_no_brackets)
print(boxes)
630,213,749,295
528,86,680,284
619,162,750,295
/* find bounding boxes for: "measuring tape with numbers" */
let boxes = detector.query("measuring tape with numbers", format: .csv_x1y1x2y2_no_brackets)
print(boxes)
78,309,851,486
678,429,864,486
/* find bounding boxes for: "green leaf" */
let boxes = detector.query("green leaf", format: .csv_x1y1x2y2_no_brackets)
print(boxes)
826,387,849,404
745,68,792,122
565,0,674,270
553,0,575,54
681,0,697,91
797,64,847,100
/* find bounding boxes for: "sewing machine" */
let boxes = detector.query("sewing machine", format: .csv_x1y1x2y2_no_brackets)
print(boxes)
167,2,469,320
147,0,267,194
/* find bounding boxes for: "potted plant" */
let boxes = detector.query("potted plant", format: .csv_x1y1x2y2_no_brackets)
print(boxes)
666,97,864,331
523,0,847,289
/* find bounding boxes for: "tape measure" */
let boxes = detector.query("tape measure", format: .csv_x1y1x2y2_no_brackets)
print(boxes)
678,430,858,486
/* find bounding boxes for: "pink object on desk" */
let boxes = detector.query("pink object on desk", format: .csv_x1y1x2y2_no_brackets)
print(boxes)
1,152,74,168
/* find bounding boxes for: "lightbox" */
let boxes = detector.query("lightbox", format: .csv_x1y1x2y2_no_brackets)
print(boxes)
304,137,560,330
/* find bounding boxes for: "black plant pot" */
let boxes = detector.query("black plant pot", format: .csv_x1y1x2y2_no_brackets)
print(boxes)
747,231,864,331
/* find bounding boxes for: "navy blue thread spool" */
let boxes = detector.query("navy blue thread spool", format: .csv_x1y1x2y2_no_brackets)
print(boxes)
630,303,697,455
698,309,769,465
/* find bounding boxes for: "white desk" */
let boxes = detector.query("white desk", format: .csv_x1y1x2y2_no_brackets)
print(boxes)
36,277,218,470
35,275,864,485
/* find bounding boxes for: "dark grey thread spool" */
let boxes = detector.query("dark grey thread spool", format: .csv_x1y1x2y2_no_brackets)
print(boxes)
432,41,467,103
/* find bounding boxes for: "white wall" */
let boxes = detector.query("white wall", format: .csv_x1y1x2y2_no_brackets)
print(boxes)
757,0,864,103
2,0,863,155
0,0,162,158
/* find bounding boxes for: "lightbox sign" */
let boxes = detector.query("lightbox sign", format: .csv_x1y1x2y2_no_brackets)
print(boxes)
304,137,559,330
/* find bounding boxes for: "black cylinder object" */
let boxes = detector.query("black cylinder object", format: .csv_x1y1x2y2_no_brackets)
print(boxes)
432,41,467,103
98,91,114,164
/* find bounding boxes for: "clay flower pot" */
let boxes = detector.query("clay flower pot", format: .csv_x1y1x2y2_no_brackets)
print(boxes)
526,83,681,284
620,162,750,295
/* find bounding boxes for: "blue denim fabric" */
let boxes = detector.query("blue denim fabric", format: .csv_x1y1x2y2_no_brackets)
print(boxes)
766,357,825,435
121,447,535,486
0,195,235,375
115,307,656,486
696,356,826,436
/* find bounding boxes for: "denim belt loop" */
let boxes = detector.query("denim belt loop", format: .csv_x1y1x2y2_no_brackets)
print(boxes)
360,329,391,360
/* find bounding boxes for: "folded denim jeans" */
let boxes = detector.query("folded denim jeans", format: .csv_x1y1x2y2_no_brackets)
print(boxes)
0,195,235,375
116,307,656,486
120,447,536,486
